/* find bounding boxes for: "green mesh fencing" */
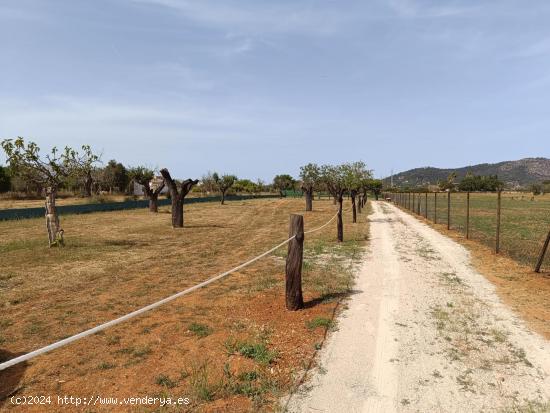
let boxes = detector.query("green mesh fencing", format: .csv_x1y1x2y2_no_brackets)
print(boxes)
0,194,279,221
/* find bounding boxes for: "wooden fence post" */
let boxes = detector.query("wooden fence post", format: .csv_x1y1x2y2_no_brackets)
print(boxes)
466,192,470,239
337,202,343,242
434,192,437,224
535,229,550,273
286,214,304,310
447,191,451,230
412,193,415,213
496,190,502,254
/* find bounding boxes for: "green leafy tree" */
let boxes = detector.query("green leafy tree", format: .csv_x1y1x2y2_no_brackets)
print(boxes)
1,137,99,246
366,179,383,200
320,164,347,241
102,159,129,193
272,174,296,198
341,161,372,222
458,173,504,192
299,163,321,211
213,172,237,204
234,179,258,194
128,166,165,212
0,165,11,193
439,172,457,191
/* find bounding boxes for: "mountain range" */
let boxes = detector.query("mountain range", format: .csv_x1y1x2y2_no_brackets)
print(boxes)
383,157,550,188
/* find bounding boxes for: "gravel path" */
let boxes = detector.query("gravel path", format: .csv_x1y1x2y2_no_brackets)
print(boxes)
286,201,550,413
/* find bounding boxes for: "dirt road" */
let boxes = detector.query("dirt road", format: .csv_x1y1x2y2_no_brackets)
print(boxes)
286,201,550,413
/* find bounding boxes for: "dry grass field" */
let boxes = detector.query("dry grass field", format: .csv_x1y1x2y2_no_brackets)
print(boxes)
0,198,369,412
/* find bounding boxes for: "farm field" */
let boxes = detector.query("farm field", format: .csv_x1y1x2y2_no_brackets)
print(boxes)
0,198,368,412
404,192,550,271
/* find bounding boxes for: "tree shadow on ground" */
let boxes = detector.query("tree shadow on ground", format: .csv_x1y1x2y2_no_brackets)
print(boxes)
0,350,27,407
183,224,227,229
303,289,362,309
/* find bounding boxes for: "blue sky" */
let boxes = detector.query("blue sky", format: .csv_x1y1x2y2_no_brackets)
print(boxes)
1,0,549,180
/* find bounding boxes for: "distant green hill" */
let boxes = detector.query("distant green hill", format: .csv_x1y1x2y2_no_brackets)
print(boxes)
384,158,550,189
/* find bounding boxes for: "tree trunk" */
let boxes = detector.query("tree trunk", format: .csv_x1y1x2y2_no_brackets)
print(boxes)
285,214,304,310
337,196,343,242
84,172,93,197
45,187,64,247
172,197,184,227
305,189,313,211
149,192,159,212
351,192,357,223
221,191,226,205
160,169,198,228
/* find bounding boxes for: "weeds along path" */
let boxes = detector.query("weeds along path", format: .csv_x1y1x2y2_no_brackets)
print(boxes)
287,201,550,413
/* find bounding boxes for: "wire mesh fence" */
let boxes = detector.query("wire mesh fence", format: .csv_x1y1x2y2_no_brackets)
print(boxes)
385,191,550,272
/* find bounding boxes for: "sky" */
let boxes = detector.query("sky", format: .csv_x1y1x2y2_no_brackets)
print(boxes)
1,0,549,180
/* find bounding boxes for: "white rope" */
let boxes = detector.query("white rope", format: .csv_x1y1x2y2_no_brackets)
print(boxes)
304,211,339,234
0,211,340,371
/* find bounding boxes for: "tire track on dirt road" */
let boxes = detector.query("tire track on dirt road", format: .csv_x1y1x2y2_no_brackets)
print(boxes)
286,201,550,413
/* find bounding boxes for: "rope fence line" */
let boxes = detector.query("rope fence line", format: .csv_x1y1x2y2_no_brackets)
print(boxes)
0,211,340,371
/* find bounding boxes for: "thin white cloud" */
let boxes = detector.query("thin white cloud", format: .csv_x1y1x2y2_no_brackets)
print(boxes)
512,37,550,58
129,0,359,36
385,0,477,18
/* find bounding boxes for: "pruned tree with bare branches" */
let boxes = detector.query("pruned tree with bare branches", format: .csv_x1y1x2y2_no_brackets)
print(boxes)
129,166,165,212
160,168,198,227
299,163,320,211
320,164,346,241
1,137,99,247
213,172,237,205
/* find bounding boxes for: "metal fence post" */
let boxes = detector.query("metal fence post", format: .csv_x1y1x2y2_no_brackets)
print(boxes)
496,190,501,254
466,192,470,239
286,214,304,310
434,192,437,224
447,191,451,230
535,229,550,273
424,192,428,218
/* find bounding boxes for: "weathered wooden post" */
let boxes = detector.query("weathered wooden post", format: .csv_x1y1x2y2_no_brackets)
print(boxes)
337,201,343,242
496,190,502,253
535,229,550,273
286,214,304,310
447,191,451,230
434,192,438,224
466,192,470,239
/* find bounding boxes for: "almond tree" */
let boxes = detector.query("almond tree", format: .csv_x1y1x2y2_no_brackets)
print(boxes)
320,164,346,242
213,172,237,205
342,161,372,223
129,166,165,212
1,137,99,247
299,163,320,211
75,145,101,197
160,168,198,227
